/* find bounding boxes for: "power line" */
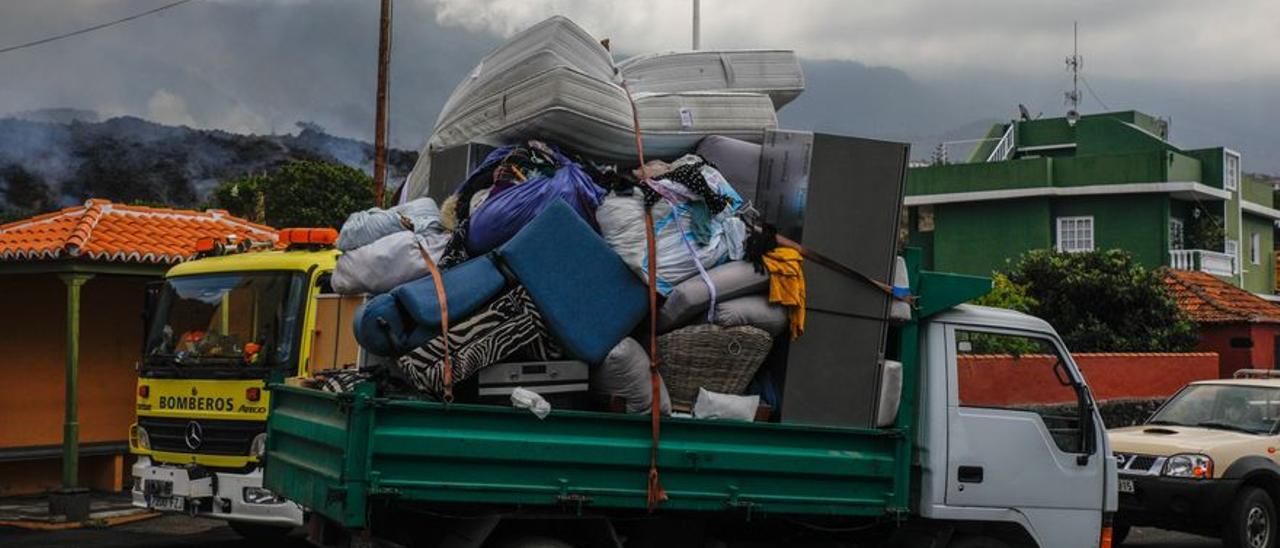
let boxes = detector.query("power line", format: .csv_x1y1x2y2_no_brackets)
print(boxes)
0,0,197,55
1080,75,1111,110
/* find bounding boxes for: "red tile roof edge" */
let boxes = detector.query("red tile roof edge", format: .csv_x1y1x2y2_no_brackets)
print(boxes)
0,199,278,266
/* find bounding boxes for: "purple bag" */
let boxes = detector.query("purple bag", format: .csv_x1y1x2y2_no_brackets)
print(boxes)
466,148,605,254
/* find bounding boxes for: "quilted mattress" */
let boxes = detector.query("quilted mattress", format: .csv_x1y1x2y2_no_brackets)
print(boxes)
405,17,780,200
618,50,805,109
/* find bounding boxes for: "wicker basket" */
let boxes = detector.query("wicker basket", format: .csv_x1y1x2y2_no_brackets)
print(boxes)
657,324,774,407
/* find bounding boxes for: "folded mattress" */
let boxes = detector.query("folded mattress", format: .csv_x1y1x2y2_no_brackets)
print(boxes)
429,67,777,164
406,15,616,200
434,15,617,131
405,19,781,200
619,50,805,109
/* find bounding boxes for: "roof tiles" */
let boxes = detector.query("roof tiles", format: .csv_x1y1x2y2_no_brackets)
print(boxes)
1163,269,1280,324
0,199,277,265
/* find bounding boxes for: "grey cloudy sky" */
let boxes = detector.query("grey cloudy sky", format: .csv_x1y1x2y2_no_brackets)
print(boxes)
0,0,1276,169
434,0,1280,82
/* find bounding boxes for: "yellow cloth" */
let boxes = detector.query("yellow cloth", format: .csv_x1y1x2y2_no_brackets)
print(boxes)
762,247,805,340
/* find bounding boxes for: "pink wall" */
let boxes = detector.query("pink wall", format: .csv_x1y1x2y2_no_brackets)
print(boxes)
958,353,1219,406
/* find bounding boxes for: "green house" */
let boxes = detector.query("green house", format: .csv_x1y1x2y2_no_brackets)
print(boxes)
906,110,1277,295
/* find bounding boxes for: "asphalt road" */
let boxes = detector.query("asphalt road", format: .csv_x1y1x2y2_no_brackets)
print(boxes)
0,516,1222,547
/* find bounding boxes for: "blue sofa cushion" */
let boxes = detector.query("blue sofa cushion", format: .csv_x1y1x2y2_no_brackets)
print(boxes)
354,254,507,356
498,199,648,363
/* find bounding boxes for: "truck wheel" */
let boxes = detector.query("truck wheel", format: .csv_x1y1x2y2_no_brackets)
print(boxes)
1112,521,1131,546
229,520,294,542
1224,487,1276,548
491,536,576,548
948,535,1010,548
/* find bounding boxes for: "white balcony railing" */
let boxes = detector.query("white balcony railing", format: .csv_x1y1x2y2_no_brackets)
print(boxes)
985,123,1016,162
1169,249,1236,277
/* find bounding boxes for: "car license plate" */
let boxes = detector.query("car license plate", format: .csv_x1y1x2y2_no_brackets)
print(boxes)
1118,478,1135,494
149,495,184,512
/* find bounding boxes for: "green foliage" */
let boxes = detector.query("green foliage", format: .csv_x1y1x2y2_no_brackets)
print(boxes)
212,161,374,228
973,273,1038,313
1185,205,1225,252
992,249,1198,352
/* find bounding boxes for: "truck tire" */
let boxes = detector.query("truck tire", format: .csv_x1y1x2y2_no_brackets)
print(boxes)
229,520,293,542
1112,520,1131,546
1224,487,1276,548
948,535,1011,548
491,536,577,548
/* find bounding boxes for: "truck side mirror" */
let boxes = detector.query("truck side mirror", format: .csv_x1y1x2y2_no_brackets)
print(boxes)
142,280,164,355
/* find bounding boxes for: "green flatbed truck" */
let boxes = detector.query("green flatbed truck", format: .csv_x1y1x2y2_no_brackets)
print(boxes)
262,252,1120,547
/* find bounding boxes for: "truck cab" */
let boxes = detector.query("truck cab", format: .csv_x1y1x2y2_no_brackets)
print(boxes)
128,230,346,538
1110,371,1280,547
917,304,1118,547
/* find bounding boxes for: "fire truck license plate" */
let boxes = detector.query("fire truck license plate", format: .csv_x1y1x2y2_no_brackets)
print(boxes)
1118,479,1135,494
149,495,184,512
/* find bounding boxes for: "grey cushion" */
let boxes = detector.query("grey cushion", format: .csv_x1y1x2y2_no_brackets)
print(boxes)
591,338,671,414
657,261,769,333
696,135,761,204
713,295,788,338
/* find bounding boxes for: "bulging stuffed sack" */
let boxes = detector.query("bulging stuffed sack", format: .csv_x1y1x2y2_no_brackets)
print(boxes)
336,198,443,251
596,164,747,294
465,147,604,254
332,230,449,295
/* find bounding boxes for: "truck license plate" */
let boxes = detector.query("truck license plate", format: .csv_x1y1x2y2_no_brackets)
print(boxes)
149,495,184,512
1118,479,1135,494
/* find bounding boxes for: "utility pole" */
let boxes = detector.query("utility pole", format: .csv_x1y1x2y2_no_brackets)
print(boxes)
373,0,392,206
692,0,701,50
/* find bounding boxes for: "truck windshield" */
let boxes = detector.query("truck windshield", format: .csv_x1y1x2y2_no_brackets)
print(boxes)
1149,384,1280,435
142,271,307,378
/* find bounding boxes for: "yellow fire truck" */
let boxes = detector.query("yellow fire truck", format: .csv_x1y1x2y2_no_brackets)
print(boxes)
127,229,361,539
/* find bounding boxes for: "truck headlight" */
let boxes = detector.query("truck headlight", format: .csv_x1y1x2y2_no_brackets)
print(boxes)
1163,454,1213,479
250,433,267,458
130,425,150,451
243,486,284,505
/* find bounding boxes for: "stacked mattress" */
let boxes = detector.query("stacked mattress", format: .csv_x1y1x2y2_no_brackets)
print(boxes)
618,50,805,109
405,16,803,200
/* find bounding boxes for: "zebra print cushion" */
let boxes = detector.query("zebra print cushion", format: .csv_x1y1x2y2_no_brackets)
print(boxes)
396,285,561,398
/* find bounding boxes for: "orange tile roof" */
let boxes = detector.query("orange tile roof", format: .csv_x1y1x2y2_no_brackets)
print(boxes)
0,199,277,265
1163,269,1280,324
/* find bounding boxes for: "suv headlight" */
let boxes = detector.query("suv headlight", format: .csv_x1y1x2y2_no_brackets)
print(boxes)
250,433,267,458
1163,454,1213,479
130,425,150,451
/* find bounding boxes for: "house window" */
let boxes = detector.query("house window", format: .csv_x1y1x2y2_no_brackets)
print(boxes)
1226,239,1240,272
1056,216,1094,253
1169,218,1185,250
1225,152,1241,191
1251,232,1262,265
917,205,935,232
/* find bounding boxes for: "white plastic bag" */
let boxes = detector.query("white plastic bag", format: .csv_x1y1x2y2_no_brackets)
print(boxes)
511,387,552,419
692,388,758,421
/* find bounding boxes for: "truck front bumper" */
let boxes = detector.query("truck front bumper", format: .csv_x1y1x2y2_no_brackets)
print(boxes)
1118,473,1240,533
130,456,304,527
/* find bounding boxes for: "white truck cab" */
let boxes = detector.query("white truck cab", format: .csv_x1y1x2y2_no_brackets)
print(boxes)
916,305,1118,547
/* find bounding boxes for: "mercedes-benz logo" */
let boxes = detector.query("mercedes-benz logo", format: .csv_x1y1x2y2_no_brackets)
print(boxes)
184,421,203,450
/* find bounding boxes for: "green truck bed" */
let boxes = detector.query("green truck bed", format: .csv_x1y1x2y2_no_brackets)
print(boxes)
263,255,988,529
267,385,908,528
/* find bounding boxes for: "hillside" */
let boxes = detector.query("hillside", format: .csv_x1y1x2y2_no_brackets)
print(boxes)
0,114,417,221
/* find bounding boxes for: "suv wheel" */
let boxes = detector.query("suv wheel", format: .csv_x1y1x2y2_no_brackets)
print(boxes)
1225,487,1276,548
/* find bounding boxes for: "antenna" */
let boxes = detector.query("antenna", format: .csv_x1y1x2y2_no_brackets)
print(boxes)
1064,21,1082,125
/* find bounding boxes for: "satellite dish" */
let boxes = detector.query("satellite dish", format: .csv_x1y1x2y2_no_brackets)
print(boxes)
1018,104,1032,121
1066,109,1080,126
